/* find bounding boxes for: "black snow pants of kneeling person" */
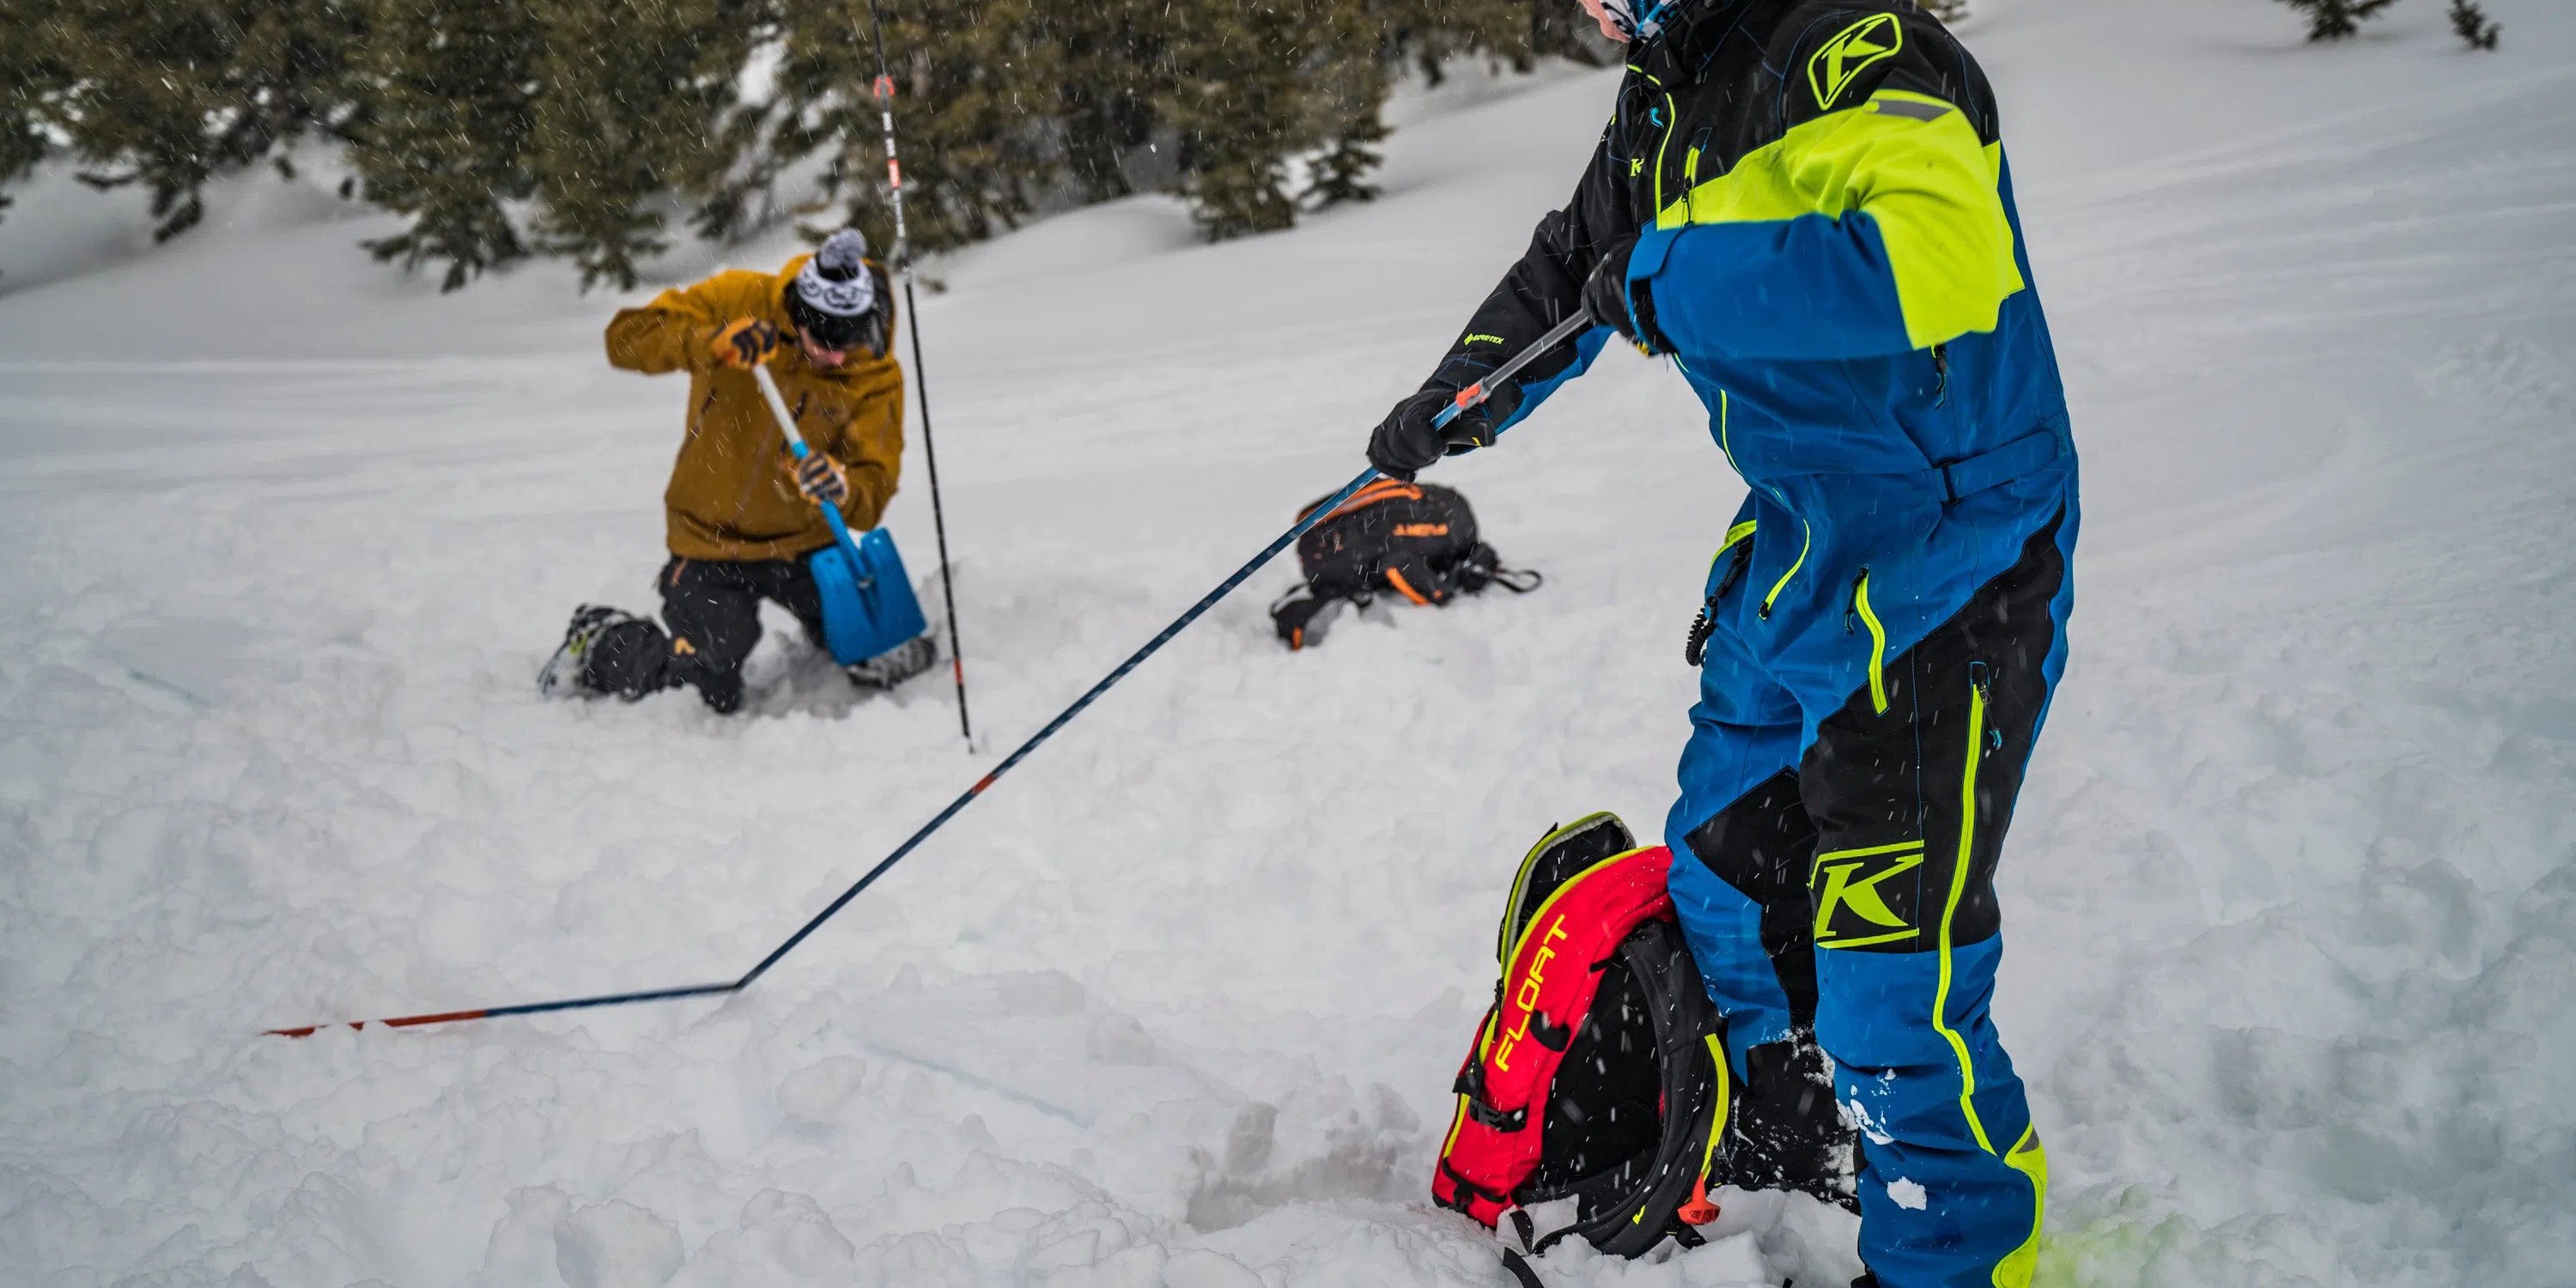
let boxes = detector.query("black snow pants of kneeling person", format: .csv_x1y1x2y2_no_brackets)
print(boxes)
585,555,828,714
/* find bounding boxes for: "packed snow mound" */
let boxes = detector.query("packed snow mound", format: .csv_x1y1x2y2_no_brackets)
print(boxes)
3,1,2572,1285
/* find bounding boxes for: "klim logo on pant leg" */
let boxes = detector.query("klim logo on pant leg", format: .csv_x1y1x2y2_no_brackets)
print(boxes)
1811,841,1924,949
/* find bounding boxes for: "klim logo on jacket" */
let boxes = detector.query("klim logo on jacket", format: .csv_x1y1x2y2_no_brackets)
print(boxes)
1809,13,1903,110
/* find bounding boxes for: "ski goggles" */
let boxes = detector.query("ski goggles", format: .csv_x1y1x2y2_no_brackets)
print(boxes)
1601,0,1676,41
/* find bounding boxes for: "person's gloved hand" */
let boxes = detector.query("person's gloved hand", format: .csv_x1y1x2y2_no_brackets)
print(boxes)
1581,237,1668,355
1368,384,1506,481
791,450,849,506
710,317,781,369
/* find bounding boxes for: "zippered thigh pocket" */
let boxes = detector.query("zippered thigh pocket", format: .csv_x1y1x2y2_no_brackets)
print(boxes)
1847,569,1890,715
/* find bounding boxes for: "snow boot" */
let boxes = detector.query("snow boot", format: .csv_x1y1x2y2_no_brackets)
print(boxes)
845,631,937,690
539,605,662,700
1726,1034,1859,1212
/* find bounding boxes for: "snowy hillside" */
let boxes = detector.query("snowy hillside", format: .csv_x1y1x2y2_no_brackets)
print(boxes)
3,1,2572,1285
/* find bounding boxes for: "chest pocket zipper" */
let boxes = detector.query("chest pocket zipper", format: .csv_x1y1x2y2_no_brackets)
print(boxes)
1849,570,1890,714
1680,127,1710,223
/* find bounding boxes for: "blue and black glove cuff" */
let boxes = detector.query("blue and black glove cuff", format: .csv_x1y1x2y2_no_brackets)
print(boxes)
1582,237,1669,355
1425,361,1527,435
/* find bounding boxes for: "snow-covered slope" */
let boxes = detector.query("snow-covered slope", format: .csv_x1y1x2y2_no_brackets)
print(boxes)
3,2,2572,1285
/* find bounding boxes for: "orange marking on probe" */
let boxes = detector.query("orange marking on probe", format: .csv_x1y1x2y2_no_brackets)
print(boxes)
266,1007,489,1039
381,1009,489,1030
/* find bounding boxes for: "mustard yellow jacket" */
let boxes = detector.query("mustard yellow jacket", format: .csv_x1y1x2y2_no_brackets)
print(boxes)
605,254,904,562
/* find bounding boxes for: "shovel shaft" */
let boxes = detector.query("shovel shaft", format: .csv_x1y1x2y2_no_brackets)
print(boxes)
753,364,863,557
751,362,812,455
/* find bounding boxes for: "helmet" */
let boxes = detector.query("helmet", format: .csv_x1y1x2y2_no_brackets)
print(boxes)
1600,0,1678,41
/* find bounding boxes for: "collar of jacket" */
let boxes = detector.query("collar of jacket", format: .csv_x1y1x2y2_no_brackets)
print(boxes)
1629,0,1769,85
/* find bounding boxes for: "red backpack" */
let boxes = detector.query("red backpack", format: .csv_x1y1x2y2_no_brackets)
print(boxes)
1434,813,1731,1267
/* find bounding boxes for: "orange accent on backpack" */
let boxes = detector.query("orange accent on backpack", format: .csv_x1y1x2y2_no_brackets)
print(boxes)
1678,1176,1721,1225
1303,479,1425,524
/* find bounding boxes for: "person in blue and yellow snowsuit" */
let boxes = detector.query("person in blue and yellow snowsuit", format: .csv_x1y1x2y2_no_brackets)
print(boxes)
1368,2,2073,1284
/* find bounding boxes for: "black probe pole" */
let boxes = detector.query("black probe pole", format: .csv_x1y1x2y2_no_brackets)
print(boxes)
867,3,974,744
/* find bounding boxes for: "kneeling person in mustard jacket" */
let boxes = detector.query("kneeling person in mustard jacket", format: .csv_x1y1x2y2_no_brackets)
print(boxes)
544,229,930,713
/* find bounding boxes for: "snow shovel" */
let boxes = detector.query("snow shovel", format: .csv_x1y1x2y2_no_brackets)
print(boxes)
750,364,930,666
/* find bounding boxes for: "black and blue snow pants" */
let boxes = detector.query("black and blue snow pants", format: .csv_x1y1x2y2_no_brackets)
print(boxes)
1666,462,2075,1288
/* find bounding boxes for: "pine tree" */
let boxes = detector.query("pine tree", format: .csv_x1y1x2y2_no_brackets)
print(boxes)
346,0,538,291
2275,0,2399,42
2447,0,2500,50
0,0,68,244
1303,81,1391,210
45,0,364,241
1382,0,1615,86
1036,0,1170,203
763,0,1060,258
1301,0,1391,210
1165,0,1304,240
527,0,756,291
1380,0,1488,87
685,0,795,249
5,0,1651,289
1518,0,1621,66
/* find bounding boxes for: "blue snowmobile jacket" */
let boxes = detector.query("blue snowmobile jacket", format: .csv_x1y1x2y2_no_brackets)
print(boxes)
1424,0,2075,706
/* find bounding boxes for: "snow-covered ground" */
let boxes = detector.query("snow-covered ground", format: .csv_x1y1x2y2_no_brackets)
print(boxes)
3,1,2572,1284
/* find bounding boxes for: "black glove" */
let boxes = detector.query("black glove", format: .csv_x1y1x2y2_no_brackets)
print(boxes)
1582,236,1668,355
1367,381,1513,481
1269,587,1348,651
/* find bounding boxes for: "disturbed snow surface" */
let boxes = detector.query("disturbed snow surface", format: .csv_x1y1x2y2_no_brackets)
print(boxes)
3,1,2573,1285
